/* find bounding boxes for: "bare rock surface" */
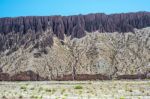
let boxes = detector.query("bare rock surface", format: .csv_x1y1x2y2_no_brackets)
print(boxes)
0,12,150,80
0,27,150,80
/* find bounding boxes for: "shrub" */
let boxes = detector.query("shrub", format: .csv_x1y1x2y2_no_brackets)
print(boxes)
38,87,43,92
61,89,66,94
20,86,27,90
30,95,38,98
2,95,6,99
120,96,125,99
30,87,35,90
51,89,56,94
45,89,51,92
19,95,23,98
74,85,83,89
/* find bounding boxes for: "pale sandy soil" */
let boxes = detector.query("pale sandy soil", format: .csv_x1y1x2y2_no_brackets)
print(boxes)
0,80,150,99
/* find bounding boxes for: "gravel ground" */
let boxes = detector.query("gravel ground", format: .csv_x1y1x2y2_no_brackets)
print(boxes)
0,80,150,99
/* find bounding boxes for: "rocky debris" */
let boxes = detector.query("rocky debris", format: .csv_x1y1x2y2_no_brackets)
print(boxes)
146,72,150,78
0,70,48,81
0,27,149,81
117,74,147,80
53,74,110,81
0,73,10,81
11,70,48,81
0,68,2,73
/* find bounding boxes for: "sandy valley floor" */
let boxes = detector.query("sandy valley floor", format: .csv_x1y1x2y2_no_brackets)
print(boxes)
0,80,150,99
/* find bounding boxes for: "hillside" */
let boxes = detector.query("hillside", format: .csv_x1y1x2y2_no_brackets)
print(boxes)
0,12,150,81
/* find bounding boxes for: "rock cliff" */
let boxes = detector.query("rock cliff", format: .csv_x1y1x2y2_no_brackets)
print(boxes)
0,12,150,80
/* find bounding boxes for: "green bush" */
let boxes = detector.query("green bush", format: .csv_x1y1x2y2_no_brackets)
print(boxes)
120,96,125,99
74,85,83,89
20,86,27,90
45,89,51,92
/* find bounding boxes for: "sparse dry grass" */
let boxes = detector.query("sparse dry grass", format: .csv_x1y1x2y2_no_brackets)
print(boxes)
0,80,149,99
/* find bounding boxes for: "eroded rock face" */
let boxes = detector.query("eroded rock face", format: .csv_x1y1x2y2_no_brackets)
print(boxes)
0,73,10,81
0,12,150,54
0,70,47,81
0,12,150,80
11,70,48,81
53,74,110,81
1,12,150,36
0,68,2,73
117,74,147,80
0,27,150,80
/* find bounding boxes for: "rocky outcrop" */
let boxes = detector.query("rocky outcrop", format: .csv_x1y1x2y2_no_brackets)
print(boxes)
0,70,48,81
117,74,147,80
0,27,149,81
54,74,110,81
0,12,150,53
0,73,10,81
0,12,150,81
11,70,48,81
1,12,150,36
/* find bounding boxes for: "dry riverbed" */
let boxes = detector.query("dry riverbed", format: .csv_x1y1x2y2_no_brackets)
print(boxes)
0,80,150,99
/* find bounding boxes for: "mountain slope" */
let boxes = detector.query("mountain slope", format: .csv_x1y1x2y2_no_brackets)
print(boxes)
0,12,150,81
